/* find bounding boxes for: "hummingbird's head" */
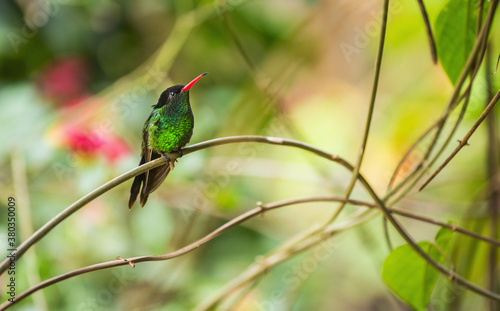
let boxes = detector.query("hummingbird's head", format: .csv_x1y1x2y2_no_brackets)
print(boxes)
153,72,207,109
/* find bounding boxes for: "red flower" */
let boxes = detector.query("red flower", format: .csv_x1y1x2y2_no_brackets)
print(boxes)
37,56,89,106
54,124,130,163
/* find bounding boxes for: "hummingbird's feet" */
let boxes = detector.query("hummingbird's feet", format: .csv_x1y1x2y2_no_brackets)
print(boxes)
160,152,178,171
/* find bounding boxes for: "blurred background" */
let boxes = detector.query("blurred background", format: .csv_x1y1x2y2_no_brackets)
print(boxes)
0,0,499,310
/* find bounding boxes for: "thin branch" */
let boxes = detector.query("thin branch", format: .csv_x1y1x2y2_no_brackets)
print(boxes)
261,197,500,247
0,156,500,310
493,54,500,74
0,197,369,310
196,194,500,311
387,81,472,199
0,136,349,275
233,121,500,302
0,155,166,274
391,208,500,247
386,124,435,192
414,0,492,168
358,175,500,301
416,0,438,63
416,0,494,191
260,197,374,209
419,88,500,190
1,1,497,308
327,0,389,223
386,0,499,199
194,210,375,311
221,276,263,311
195,189,500,310
477,0,485,35
383,217,394,251
389,76,474,203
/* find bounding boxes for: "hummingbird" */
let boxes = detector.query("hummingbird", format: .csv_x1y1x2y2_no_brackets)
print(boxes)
128,72,207,208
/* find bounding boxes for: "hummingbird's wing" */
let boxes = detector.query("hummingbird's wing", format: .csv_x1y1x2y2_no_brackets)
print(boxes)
140,153,170,201
128,115,171,208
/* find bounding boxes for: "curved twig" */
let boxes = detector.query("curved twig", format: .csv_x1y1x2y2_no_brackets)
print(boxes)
0,136,347,275
386,124,435,193
359,179,500,300
416,0,438,63
386,0,498,199
2,137,500,309
0,197,369,310
327,0,389,223
194,210,375,311
419,88,500,190
0,157,166,274
417,1,496,191
262,197,500,246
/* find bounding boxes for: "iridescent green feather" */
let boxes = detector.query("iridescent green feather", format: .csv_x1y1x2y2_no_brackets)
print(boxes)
147,92,194,153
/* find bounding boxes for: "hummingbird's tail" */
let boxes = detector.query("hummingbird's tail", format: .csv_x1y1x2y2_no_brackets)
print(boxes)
128,151,171,208
128,173,143,209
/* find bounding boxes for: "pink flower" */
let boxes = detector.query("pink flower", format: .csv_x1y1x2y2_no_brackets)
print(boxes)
37,56,89,106
63,125,104,157
53,124,131,163
40,56,131,163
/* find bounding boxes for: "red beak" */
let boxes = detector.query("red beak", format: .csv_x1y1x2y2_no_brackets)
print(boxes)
181,72,208,92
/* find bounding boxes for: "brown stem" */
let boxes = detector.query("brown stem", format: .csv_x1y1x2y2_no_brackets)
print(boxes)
328,0,389,223
416,0,438,63
387,0,499,199
419,88,500,190
0,197,366,310
262,197,500,247
5,193,500,310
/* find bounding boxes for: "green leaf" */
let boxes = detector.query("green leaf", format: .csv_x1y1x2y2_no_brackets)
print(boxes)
434,226,453,252
382,228,453,310
435,0,479,84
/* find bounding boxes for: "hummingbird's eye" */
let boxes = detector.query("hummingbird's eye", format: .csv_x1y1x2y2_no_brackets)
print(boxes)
170,92,174,96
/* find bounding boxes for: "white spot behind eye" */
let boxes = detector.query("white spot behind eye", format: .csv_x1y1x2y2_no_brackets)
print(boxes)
170,92,175,96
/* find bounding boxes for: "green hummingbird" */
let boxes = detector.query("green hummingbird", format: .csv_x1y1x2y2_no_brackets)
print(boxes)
128,72,207,208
